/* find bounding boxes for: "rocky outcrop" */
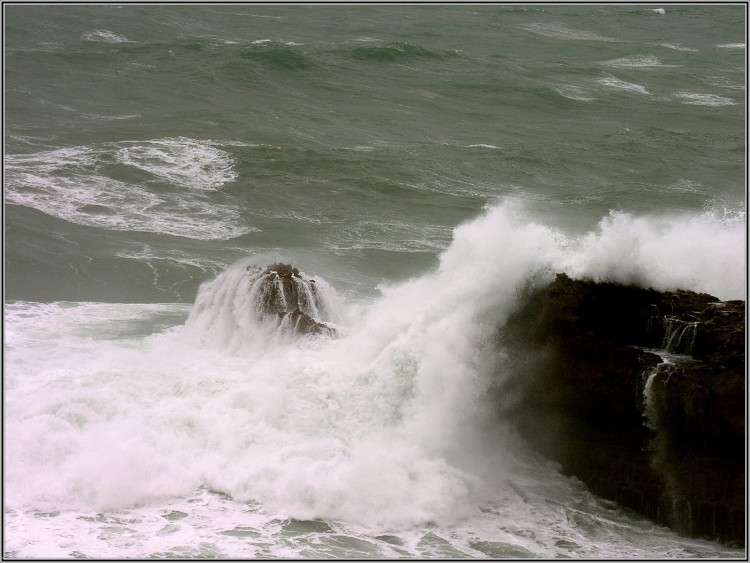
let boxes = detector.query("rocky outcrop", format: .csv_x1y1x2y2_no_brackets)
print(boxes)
497,273,745,546
246,263,336,336
278,307,334,337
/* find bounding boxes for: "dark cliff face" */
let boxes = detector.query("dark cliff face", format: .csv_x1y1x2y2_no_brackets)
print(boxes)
496,273,745,546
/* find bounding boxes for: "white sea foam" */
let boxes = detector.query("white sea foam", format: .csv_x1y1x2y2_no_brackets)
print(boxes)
82,30,130,43
599,55,677,68
115,137,238,191
674,92,736,106
115,246,230,276
561,207,746,299
5,210,552,530
716,43,745,49
5,139,253,240
184,260,344,354
596,75,650,95
659,43,698,52
554,85,596,102
4,201,746,557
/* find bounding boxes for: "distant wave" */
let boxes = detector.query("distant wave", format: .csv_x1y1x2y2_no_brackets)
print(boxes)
599,55,678,69
330,220,452,253
233,42,315,70
520,23,615,42
620,7,666,16
554,85,596,102
704,76,743,90
716,43,745,49
596,75,650,95
82,113,141,121
347,41,455,62
675,92,736,106
82,30,130,43
659,43,698,52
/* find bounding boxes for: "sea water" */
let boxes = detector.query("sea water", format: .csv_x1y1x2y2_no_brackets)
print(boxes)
4,4,746,559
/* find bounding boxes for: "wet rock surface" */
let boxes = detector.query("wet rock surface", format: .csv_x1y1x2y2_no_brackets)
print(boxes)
497,273,745,546
246,263,334,336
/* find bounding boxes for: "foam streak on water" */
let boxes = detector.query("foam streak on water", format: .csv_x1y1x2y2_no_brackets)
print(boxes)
4,138,253,240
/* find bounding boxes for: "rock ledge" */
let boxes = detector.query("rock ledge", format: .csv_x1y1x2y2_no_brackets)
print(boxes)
498,273,745,546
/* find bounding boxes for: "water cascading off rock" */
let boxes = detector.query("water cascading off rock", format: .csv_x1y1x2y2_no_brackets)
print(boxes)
496,273,745,546
245,263,335,336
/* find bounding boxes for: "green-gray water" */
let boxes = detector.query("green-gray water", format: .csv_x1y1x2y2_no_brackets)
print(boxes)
4,4,746,559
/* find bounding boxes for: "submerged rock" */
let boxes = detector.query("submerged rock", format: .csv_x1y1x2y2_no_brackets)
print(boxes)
497,273,745,546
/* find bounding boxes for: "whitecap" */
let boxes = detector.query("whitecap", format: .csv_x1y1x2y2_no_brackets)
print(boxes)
651,8,666,15
82,30,129,43
675,92,736,106
599,55,677,68
596,75,650,95
716,43,745,49
463,144,501,149
659,43,698,52
554,85,596,102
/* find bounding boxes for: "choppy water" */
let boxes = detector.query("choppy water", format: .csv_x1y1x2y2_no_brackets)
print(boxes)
4,4,746,559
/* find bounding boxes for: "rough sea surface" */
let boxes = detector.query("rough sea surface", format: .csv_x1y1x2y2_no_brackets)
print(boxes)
4,4,746,559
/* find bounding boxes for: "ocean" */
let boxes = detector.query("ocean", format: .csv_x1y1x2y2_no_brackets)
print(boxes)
3,3,747,559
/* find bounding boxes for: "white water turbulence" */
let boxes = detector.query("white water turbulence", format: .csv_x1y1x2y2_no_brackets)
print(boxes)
184,262,343,354
560,206,746,300
4,138,253,240
4,201,746,558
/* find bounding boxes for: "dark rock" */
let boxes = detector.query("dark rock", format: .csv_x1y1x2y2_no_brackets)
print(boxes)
497,273,745,546
283,308,335,336
247,263,335,337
